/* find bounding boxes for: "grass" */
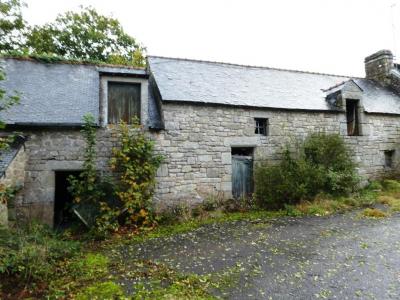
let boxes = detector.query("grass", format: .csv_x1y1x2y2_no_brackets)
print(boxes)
361,208,388,218
283,180,397,217
125,210,284,244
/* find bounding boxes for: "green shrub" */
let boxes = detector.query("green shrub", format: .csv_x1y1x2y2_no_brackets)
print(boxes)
303,133,359,195
0,222,81,283
366,180,383,191
382,179,400,192
255,133,359,208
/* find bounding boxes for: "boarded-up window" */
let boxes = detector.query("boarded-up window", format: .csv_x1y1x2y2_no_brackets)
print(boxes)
108,82,141,124
346,100,360,136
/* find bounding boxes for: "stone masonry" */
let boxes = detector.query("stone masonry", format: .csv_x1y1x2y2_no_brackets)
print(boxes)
150,103,400,206
15,102,400,224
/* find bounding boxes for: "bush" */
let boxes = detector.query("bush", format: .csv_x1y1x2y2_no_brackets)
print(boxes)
0,222,81,283
255,133,359,208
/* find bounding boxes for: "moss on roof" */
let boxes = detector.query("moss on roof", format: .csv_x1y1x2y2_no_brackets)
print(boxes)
0,52,145,70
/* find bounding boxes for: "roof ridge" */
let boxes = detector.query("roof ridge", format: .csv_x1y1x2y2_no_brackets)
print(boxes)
1,55,146,70
147,55,362,79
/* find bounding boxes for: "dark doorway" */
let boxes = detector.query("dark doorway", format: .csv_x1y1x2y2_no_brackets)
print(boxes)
231,147,254,199
54,171,81,228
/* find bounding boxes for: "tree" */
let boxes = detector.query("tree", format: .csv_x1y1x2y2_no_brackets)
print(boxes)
26,7,145,66
0,0,26,52
0,66,19,150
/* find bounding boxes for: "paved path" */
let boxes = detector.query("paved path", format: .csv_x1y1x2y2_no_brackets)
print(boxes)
120,213,400,299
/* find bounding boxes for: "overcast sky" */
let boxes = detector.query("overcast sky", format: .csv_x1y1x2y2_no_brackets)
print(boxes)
23,0,400,77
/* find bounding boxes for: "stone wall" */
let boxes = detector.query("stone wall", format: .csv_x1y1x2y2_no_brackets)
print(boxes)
151,103,400,206
16,103,400,224
0,146,27,226
16,128,119,225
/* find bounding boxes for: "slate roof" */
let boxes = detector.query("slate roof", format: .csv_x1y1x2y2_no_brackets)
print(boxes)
147,56,400,114
0,58,162,128
0,58,100,125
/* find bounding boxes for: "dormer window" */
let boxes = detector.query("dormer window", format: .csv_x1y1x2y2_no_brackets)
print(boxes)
346,99,360,136
107,82,141,124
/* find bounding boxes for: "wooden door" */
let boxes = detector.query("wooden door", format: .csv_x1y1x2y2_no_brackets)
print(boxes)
232,155,253,199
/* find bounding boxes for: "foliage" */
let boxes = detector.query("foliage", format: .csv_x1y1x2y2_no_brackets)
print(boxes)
381,179,400,192
361,208,388,218
76,281,124,300
68,114,119,234
68,114,104,206
0,0,26,53
0,65,19,150
0,183,19,204
255,133,359,208
303,133,359,194
25,6,146,66
68,116,162,235
67,114,118,235
109,120,163,228
0,222,81,283
68,253,109,281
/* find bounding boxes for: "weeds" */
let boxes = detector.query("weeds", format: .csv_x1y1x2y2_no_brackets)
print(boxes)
361,208,388,218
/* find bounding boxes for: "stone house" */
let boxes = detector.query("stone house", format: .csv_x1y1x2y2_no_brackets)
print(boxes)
1,49,400,226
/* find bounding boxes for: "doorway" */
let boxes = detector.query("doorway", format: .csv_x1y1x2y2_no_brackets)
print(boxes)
54,171,81,228
231,147,254,199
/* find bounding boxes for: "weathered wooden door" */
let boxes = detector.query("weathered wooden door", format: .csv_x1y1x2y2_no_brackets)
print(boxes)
232,155,253,199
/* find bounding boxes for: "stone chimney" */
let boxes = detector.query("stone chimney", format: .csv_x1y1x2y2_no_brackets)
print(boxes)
364,50,394,85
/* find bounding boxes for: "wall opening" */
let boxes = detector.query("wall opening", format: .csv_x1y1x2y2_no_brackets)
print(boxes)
384,150,395,168
346,99,360,136
231,147,254,157
231,147,254,199
54,171,81,229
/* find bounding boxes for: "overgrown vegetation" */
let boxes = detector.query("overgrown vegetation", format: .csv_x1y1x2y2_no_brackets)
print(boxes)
68,116,162,235
255,133,359,208
0,222,81,295
0,65,19,150
109,120,162,228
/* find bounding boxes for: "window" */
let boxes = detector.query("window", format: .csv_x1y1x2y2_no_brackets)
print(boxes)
255,118,268,135
346,100,360,136
385,150,395,168
108,82,141,124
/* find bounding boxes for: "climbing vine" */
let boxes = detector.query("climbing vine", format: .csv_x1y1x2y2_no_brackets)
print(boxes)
68,114,104,205
110,120,163,227
68,116,163,234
